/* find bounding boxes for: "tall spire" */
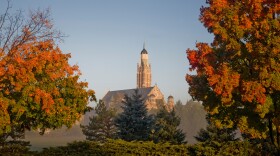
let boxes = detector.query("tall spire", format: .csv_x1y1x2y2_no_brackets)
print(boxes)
141,41,148,54
137,43,151,88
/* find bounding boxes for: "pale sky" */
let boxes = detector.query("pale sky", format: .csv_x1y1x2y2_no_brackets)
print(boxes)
1,0,213,105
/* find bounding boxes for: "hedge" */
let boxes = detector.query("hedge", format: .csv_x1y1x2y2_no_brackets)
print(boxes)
40,140,188,156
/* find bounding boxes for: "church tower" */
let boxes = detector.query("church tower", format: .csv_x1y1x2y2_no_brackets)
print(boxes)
137,44,151,88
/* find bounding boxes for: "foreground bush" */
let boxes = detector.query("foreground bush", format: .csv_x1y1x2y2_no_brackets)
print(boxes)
40,139,188,155
39,139,265,156
0,139,266,155
0,144,37,156
188,141,260,156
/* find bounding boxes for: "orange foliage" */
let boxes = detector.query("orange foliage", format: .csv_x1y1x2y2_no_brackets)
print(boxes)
241,81,266,104
187,0,280,142
187,42,240,104
0,8,96,135
0,39,94,132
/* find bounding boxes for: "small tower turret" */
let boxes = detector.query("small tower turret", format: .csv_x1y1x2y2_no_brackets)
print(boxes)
167,95,174,111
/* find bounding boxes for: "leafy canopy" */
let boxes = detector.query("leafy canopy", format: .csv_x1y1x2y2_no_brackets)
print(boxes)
186,0,280,151
0,4,95,136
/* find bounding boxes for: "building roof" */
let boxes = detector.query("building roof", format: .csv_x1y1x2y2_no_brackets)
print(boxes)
168,95,174,99
102,87,154,105
141,48,148,54
102,87,154,102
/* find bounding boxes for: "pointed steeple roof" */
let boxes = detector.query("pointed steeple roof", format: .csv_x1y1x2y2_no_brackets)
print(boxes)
141,42,148,54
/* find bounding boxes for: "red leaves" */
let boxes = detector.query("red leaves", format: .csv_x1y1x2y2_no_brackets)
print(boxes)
0,40,84,115
187,49,198,71
188,0,280,105
208,64,240,104
34,89,54,113
241,81,266,104
187,42,241,104
0,8,96,135
187,43,214,73
187,0,280,141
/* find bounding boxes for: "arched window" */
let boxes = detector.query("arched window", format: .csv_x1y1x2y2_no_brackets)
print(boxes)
149,94,156,103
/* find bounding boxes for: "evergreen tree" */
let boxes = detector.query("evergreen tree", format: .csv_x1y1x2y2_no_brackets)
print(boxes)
80,100,117,142
193,115,238,152
195,115,238,143
151,107,186,144
175,100,183,106
115,89,153,141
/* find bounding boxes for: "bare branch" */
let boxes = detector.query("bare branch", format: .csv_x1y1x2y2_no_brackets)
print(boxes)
0,0,11,30
0,4,64,53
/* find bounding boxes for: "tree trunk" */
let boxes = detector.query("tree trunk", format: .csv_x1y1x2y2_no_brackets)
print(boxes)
268,117,280,155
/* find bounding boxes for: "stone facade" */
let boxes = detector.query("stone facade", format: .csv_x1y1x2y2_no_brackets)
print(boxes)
102,85,164,112
137,48,151,88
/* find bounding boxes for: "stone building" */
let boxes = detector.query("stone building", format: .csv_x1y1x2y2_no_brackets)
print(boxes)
102,45,173,111
102,85,164,111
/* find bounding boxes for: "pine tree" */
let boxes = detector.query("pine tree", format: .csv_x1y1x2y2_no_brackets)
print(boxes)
193,115,238,153
115,89,153,141
80,100,117,142
195,115,238,143
151,107,186,144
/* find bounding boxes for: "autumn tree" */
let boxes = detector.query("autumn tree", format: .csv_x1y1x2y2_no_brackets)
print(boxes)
115,89,153,141
186,0,280,153
81,100,117,142
0,1,95,140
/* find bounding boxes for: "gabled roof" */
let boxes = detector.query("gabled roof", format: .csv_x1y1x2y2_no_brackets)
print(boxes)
141,48,148,54
102,87,154,107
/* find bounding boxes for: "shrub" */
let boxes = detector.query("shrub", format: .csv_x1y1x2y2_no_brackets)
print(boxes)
40,140,188,155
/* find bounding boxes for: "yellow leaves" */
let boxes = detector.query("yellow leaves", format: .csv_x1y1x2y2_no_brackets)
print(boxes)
87,89,96,102
209,106,219,115
0,98,11,134
214,120,222,129
238,116,267,139
254,96,272,118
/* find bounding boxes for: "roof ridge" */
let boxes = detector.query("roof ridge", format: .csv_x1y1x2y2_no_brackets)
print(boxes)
108,87,154,92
